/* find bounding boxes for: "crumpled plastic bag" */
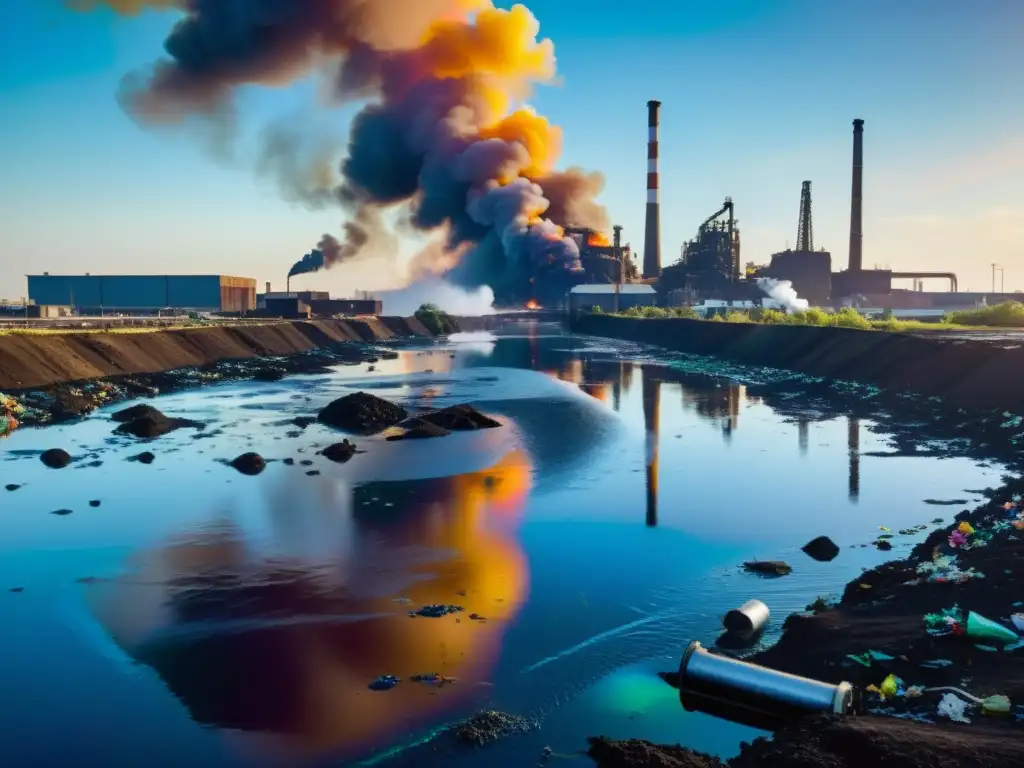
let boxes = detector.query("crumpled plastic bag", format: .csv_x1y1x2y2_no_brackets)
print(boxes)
937,693,971,723
982,695,1011,715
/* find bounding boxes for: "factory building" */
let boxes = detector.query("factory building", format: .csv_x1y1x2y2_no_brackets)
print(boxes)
27,274,256,314
569,284,657,313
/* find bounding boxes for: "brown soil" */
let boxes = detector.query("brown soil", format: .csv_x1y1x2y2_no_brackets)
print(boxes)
573,315,1024,413
0,317,430,391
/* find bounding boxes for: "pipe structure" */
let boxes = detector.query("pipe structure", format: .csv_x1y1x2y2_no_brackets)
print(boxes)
613,224,624,314
890,271,958,292
848,119,864,272
643,100,662,279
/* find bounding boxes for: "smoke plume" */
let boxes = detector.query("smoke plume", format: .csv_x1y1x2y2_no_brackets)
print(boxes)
756,278,810,313
75,0,610,305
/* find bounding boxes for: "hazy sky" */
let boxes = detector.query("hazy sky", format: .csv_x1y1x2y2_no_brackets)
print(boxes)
1,0,1021,300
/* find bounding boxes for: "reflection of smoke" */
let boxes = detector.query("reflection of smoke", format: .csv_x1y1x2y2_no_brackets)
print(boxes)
76,0,610,305
756,277,810,313
84,454,532,762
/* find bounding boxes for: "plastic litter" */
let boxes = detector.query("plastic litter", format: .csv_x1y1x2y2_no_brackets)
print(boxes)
965,611,1020,645
846,650,895,667
879,674,903,698
957,521,975,536
982,695,1012,715
368,675,400,691
1011,613,1024,632
937,693,971,723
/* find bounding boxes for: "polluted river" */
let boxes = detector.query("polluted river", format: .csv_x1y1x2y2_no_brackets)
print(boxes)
0,322,1007,767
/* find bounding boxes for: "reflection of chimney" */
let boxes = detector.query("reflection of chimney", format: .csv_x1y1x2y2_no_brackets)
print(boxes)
798,419,809,455
642,367,661,527
643,101,662,279
612,361,625,412
848,119,864,272
848,416,860,501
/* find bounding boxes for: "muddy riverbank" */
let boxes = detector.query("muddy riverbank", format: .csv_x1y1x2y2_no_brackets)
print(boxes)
589,476,1024,767
0,317,436,428
0,317,432,391
571,314,1024,413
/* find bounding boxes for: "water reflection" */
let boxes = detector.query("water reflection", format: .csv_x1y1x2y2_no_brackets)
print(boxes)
642,367,660,528
85,451,533,763
848,417,861,502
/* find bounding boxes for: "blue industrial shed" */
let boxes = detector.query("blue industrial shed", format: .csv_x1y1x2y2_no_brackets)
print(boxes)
27,274,257,313
568,284,658,313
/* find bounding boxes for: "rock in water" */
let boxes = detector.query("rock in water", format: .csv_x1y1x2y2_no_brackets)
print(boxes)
320,441,357,463
318,392,407,434
114,411,201,439
128,451,156,465
5,484,21,492
743,560,792,577
414,404,501,431
110,404,162,423
230,453,266,476
40,449,72,469
802,536,841,562
386,419,452,441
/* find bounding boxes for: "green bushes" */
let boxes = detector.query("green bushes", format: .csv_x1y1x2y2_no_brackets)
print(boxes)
414,303,459,335
619,305,698,319
945,301,1024,327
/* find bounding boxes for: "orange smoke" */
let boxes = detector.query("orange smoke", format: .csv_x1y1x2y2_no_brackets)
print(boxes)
587,231,611,247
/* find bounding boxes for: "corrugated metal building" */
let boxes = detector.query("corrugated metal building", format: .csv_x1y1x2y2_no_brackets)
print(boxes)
569,284,658,313
27,274,257,313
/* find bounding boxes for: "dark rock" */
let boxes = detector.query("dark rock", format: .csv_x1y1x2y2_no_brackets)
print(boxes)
49,390,97,421
40,449,72,469
452,711,537,747
5,484,20,492
128,451,155,465
9,587,24,593
411,604,463,618
291,416,317,429
300,459,314,466
305,470,320,476
88,500,101,508
743,560,792,577
412,404,502,431
51,509,73,516
588,736,726,768
111,404,161,423
386,419,452,441
317,392,407,434
230,453,266,476
282,458,295,466
252,368,285,382
802,536,841,562
320,440,357,463
114,411,201,439
875,539,893,551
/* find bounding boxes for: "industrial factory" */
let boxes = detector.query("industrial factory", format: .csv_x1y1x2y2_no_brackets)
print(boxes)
22,274,382,319
26,274,257,316
572,103,998,313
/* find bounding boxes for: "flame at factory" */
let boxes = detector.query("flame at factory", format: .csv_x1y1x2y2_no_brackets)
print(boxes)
74,0,616,306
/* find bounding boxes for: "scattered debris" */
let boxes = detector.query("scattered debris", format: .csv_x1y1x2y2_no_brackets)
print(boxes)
410,604,464,618
51,509,73,516
88,500,101,508
114,409,202,439
5,484,20,492
368,675,400,691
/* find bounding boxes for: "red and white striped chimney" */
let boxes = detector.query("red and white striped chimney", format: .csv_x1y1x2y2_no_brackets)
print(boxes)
643,100,662,279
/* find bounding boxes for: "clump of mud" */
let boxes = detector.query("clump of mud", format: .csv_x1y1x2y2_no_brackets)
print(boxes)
452,710,538,746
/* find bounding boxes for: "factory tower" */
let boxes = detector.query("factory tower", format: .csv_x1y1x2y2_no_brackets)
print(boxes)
848,119,865,272
643,100,662,279
797,181,813,253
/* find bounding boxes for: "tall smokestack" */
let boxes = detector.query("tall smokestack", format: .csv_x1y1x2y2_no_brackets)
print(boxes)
643,100,662,280
265,281,271,294
848,119,864,272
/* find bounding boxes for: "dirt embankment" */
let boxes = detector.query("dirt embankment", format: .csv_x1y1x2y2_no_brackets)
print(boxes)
572,315,1024,413
591,479,1024,768
0,317,432,392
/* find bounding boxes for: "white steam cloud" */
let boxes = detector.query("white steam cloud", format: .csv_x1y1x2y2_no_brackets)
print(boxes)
376,279,496,317
756,278,809,313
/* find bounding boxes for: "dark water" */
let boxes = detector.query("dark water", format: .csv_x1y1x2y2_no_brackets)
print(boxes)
0,325,1003,767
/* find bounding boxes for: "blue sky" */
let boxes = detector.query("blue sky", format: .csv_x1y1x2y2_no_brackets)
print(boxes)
1,0,1022,300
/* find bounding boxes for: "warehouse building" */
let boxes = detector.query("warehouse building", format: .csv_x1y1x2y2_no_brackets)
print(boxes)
27,274,257,314
568,284,658,313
